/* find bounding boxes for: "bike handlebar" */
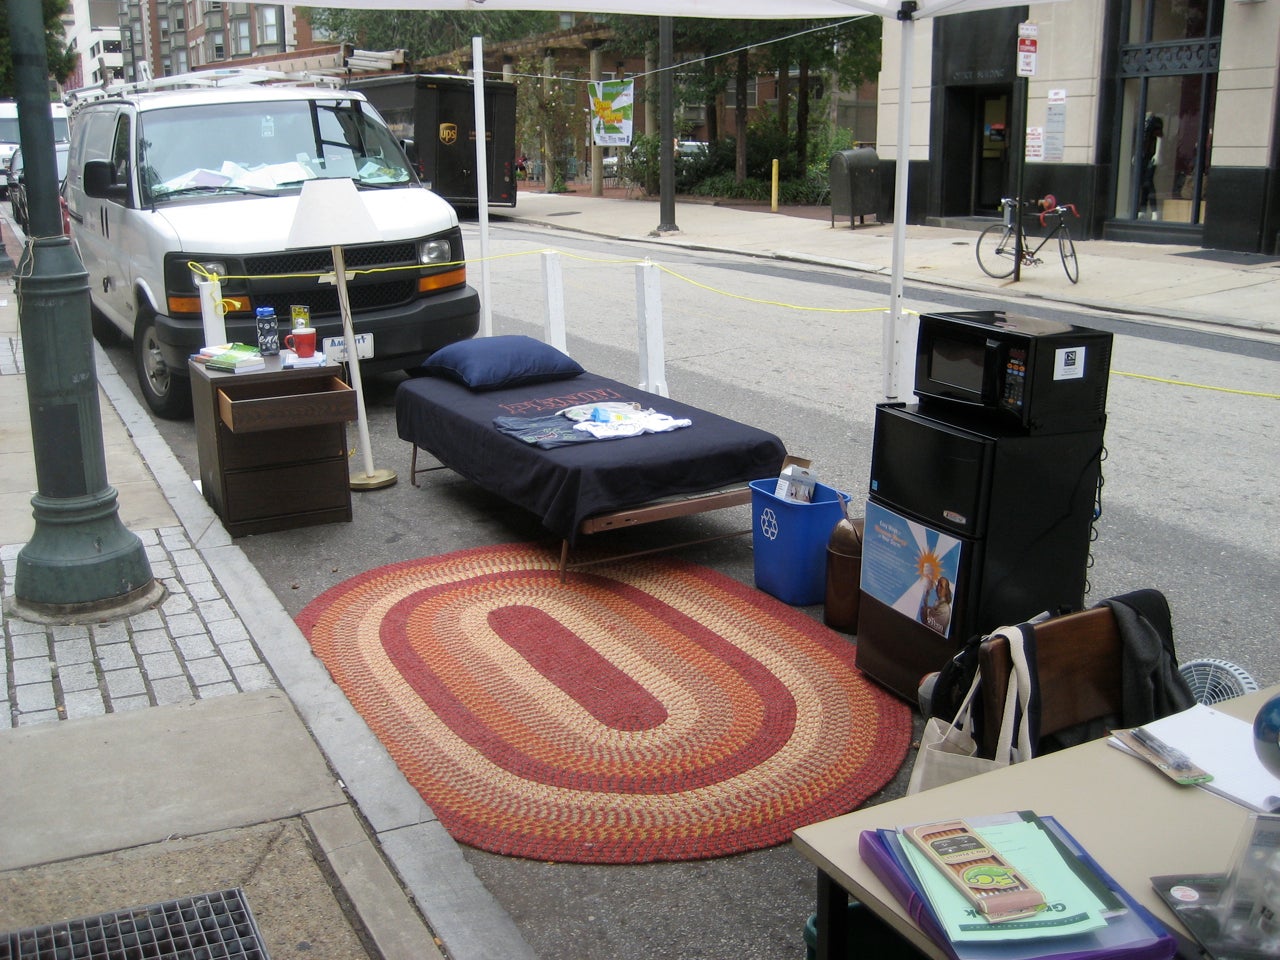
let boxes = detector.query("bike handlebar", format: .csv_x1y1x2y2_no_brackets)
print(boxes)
999,196,1078,225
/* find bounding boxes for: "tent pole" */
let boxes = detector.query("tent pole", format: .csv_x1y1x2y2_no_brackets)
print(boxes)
472,36,493,336
885,4,916,401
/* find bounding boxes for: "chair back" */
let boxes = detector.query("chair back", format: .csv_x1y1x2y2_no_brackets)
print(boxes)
978,606,1124,760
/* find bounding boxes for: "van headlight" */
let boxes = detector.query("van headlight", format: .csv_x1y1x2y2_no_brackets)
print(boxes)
191,260,228,282
420,239,452,265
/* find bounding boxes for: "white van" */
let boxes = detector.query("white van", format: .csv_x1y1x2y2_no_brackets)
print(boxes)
0,100,70,193
64,81,479,417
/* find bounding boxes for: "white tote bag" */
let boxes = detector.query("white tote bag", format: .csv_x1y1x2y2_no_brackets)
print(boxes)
906,626,1035,794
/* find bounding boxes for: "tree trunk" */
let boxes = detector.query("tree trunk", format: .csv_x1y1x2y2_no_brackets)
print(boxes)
704,59,719,142
777,67,790,140
735,50,748,182
796,57,811,170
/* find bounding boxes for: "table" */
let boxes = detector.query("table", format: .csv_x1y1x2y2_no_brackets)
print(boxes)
793,685,1279,960
190,357,357,536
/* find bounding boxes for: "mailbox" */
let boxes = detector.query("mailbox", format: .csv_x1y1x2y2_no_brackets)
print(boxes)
829,147,880,228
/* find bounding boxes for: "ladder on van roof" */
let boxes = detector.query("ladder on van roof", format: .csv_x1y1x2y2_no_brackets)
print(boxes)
65,65,344,108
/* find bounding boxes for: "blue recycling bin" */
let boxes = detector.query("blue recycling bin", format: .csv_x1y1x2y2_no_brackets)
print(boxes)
750,479,851,606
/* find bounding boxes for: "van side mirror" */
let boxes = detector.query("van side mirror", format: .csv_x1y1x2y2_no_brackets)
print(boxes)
83,159,129,203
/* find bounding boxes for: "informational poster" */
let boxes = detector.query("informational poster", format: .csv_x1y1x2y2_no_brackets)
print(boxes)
590,80,634,146
1025,126,1044,162
1044,89,1067,163
859,500,964,638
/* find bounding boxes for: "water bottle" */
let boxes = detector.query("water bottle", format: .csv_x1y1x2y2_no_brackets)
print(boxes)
255,306,280,356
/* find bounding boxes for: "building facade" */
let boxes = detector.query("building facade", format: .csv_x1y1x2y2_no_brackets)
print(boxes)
116,1,314,81
877,0,1279,253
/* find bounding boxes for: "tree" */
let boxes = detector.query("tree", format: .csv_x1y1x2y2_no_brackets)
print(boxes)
513,54,579,193
305,9,555,64
602,15,879,182
0,0,79,99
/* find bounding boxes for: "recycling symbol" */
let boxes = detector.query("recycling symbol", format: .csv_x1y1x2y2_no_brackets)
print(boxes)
759,507,779,541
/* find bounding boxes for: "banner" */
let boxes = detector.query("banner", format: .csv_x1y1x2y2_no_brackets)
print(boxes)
590,80,634,146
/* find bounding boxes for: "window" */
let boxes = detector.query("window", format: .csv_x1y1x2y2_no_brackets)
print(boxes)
1114,0,1221,224
724,80,759,109
210,30,224,60
257,6,278,45
234,19,250,54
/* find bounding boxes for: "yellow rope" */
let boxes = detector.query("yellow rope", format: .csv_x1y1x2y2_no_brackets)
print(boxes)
1112,370,1279,399
184,255,1273,398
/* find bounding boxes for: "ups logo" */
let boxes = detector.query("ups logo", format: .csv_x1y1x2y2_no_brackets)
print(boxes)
439,123,458,146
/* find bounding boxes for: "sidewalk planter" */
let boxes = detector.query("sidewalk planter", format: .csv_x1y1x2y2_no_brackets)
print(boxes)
750,479,851,606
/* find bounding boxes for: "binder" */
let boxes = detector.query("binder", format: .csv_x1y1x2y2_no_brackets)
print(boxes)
858,814,1178,960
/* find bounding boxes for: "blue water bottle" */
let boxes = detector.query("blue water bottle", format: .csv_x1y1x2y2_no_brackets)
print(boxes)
255,306,280,356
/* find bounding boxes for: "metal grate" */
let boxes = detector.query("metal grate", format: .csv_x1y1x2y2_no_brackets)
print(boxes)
1,888,271,960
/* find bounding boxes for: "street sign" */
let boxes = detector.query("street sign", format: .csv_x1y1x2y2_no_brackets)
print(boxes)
1017,37,1037,77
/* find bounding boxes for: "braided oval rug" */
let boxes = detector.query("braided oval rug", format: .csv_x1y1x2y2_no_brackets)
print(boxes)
297,543,910,864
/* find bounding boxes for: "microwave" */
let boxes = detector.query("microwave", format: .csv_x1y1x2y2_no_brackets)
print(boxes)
914,310,1112,434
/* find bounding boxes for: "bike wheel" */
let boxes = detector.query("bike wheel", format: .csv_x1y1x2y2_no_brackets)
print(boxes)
1059,228,1079,284
976,224,1017,279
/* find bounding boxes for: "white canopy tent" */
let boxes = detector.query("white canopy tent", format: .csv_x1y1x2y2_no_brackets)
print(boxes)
306,0,1061,398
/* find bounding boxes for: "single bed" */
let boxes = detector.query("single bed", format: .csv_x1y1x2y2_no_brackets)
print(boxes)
395,342,786,576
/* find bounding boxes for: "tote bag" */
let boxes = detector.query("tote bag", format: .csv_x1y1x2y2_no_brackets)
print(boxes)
907,626,1035,794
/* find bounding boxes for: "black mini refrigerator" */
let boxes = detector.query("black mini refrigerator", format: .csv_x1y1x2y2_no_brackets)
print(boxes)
855,402,1106,701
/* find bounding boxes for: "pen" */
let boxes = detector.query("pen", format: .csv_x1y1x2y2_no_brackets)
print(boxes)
1131,726,1193,771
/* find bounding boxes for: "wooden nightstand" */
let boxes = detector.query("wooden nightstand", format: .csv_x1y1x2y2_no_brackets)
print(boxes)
190,358,358,537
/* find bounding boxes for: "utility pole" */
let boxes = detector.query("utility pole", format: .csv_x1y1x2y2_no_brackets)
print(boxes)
6,0,156,620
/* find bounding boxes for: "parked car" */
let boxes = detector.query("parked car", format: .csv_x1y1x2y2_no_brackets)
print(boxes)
64,79,480,419
9,142,70,231
0,100,70,197
5,149,20,212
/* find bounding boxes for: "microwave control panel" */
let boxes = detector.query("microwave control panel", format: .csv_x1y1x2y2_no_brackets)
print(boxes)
1000,347,1028,412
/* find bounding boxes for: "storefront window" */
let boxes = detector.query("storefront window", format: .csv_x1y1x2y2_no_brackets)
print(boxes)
1129,0,1213,41
1115,0,1220,223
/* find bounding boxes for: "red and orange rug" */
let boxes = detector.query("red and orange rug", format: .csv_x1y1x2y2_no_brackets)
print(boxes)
297,543,910,864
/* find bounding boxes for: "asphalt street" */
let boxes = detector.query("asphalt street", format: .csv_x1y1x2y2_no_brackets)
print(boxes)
86,210,1279,960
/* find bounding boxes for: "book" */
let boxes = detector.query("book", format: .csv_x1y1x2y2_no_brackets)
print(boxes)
900,817,1109,942
859,813,1178,960
280,349,326,369
204,343,265,373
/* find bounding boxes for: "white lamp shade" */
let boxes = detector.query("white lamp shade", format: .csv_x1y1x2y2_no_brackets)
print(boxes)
286,178,382,249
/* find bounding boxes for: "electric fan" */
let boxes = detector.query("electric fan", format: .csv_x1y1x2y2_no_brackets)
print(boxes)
1178,658,1258,705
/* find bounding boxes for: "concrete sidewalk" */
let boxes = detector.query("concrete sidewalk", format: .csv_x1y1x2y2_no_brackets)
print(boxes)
496,189,1280,338
0,229,532,959
1,196,1276,960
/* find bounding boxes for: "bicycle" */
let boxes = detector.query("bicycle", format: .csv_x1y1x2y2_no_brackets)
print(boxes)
975,195,1080,284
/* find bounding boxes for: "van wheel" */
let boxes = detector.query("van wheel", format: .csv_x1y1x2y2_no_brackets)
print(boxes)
134,314,192,419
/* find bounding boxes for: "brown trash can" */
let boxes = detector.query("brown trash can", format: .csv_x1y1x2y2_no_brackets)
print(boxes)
823,516,864,633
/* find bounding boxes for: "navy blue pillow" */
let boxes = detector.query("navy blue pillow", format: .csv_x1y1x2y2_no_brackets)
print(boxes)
422,335,584,391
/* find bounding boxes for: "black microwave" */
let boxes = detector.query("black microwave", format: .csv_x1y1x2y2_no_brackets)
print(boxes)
914,310,1112,434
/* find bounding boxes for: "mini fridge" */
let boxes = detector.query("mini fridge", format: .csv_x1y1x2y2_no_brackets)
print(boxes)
855,402,1106,701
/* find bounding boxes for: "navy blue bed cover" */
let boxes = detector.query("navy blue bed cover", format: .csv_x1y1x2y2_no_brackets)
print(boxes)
394,372,787,543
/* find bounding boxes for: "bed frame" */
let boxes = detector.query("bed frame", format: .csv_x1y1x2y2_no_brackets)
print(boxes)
410,447,756,579
397,372,786,580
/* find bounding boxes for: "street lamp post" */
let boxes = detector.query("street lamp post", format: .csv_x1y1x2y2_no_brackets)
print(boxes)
6,0,156,620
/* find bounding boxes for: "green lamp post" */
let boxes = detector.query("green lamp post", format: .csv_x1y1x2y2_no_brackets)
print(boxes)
6,0,157,620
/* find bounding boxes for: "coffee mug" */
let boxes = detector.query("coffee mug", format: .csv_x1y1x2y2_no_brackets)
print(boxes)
285,327,317,358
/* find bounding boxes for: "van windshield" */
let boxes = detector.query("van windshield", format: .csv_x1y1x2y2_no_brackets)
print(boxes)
137,97,414,204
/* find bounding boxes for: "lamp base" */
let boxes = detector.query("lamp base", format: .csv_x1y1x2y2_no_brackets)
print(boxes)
350,468,397,491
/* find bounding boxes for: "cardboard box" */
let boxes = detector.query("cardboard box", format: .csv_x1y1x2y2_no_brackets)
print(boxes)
774,456,816,503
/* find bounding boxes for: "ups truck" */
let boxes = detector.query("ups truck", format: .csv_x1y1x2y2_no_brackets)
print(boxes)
351,74,517,210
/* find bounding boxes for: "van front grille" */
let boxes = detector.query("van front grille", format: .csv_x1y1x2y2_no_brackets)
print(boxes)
243,242,418,277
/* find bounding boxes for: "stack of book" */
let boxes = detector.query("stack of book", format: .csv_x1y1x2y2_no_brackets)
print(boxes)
860,812,1178,960
194,343,265,374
